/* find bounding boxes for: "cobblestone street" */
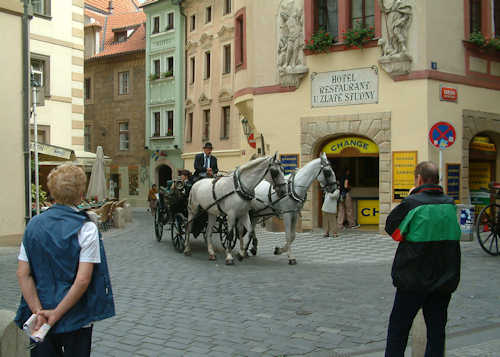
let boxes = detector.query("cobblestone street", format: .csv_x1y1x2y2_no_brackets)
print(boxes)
1,210,499,357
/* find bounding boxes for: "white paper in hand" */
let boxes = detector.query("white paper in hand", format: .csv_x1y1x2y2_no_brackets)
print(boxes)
23,314,51,343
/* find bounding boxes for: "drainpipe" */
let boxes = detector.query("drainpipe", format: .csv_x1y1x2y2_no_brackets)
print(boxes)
22,0,33,223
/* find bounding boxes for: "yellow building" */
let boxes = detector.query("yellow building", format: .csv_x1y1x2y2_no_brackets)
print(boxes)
0,0,25,244
232,0,500,231
181,0,247,174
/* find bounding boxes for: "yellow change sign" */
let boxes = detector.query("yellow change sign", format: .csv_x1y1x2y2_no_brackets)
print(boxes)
322,136,379,155
357,200,379,225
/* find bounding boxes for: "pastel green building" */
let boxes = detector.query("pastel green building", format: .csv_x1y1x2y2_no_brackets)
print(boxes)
141,0,184,188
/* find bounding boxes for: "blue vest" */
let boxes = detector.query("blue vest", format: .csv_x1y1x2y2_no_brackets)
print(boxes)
15,204,115,333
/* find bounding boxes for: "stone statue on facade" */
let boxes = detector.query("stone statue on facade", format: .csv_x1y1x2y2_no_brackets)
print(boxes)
277,0,308,87
378,0,413,76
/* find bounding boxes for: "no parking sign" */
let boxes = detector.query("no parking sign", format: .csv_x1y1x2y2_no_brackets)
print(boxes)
429,122,456,149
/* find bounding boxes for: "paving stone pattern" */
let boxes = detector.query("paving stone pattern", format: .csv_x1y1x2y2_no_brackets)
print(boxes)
1,212,499,357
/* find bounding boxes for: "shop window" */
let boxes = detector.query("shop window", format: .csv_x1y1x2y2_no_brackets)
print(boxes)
166,110,174,136
166,12,174,30
32,0,51,18
206,6,212,23
190,57,195,84
223,44,231,74
153,112,161,137
118,71,129,95
30,53,50,99
84,78,91,100
205,51,211,79
224,0,232,15
221,106,230,139
119,122,129,151
351,0,375,27
84,125,91,151
190,14,196,31
235,8,246,70
186,112,193,142
316,0,338,39
202,109,210,141
152,16,160,34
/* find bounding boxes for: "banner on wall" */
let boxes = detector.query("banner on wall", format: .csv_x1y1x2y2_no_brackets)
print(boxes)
446,163,461,203
280,154,299,175
393,151,418,201
321,136,379,155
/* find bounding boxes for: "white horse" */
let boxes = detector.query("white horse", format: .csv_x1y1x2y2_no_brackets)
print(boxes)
247,152,337,265
184,154,287,265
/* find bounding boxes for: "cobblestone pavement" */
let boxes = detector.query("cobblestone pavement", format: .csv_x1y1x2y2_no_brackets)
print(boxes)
1,211,499,357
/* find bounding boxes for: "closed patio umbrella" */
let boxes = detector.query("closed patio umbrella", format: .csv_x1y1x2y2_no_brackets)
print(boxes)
86,146,107,201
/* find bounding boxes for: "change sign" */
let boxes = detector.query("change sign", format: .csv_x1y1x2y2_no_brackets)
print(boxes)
311,67,379,107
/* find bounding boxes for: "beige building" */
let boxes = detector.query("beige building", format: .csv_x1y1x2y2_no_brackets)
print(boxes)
0,0,25,244
181,0,247,173
231,0,500,231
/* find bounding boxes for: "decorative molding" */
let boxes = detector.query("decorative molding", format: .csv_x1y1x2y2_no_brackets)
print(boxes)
185,98,195,109
186,40,198,53
217,25,234,40
198,93,212,106
72,136,84,145
218,88,233,102
72,104,84,114
199,32,214,49
234,84,297,99
30,33,84,51
72,120,84,129
49,96,73,104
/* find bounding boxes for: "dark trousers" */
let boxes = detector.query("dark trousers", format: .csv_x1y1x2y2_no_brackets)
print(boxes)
31,326,92,357
385,290,452,357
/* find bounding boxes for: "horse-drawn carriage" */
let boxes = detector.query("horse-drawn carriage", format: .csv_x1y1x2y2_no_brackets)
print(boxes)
475,182,500,256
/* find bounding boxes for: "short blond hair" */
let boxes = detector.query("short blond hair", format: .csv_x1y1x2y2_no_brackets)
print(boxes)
47,164,87,206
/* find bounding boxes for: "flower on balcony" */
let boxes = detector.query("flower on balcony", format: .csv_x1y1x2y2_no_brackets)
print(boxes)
149,73,160,80
163,71,174,78
166,129,173,137
342,22,375,49
305,29,335,53
469,31,500,51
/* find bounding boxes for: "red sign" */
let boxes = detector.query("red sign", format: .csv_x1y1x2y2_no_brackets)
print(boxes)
440,86,458,102
248,133,256,149
429,122,456,149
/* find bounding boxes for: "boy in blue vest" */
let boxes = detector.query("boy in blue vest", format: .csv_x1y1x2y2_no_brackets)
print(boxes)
15,164,115,357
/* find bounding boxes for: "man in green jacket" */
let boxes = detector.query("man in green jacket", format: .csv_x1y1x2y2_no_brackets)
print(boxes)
384,161,461,357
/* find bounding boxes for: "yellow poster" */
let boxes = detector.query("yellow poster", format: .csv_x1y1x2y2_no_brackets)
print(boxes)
469,162,491,191
322,136,379,155
393,151,417,201
357,200,379,225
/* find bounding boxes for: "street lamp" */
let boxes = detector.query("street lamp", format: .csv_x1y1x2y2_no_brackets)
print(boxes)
240,116,251,136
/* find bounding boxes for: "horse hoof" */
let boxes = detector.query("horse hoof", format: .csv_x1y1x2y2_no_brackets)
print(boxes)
288,259,297,265
225,259,234,265
274,247,280,255
184,251,192,256
237,253,244,261
250,248,257,256
244,251,249,258
208,254,216,261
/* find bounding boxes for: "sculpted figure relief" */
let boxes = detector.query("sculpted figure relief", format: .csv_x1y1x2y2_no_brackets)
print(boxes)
277,0,308,87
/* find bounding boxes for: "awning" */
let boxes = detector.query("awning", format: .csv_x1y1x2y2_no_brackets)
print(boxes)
74,150,112,167
30,141,76,162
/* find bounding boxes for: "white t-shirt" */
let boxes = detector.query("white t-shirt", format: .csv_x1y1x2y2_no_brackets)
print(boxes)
18,221,101,264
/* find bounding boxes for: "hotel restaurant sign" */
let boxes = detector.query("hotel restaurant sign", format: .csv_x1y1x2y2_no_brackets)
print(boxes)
311,67,379,107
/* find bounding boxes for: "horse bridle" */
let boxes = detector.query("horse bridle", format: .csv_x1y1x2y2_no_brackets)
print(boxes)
317,163,337,193
234,158,286,201
288,163,336,203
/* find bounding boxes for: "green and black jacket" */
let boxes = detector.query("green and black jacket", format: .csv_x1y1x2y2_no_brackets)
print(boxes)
385,184,461,294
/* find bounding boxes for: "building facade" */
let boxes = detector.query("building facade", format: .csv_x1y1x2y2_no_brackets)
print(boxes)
181,0,246,173
84,0,149,206
231,0,500,231
0,0,24,244
142,0,185,187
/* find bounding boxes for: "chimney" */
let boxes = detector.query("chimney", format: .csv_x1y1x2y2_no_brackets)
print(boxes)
108,0,113,13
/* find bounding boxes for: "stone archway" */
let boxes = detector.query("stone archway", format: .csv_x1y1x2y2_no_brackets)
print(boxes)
462,110,500,200
301,112,391,232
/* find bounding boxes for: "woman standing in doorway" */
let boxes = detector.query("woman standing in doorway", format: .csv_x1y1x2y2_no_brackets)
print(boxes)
337,168,360,230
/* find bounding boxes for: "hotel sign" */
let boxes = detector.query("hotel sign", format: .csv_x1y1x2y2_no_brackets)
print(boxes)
311,67,379,107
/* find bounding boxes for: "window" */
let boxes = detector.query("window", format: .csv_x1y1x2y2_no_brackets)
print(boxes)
190,14,196,31
167,57,174,76
114,31,127,43
495,0,500,37
30,125,50,144
153,112,161,137
128,166,139,196
235,9,246,70
470,0,482,33
205,51,211,79
32,0,51,17
152,16,160,34
84,78,91,100
119,122,129,150
166,12,174,30
316,0,338,39
190,57,195,83
223,44,231,74
203,109,210,141
118,71,129,95
166,110,174,136
30,53,50,99
206,6,212,23
221,106,230,139
351,0,375,27
84,125,91,151
186,112,193,142
224,0,232,15
154,59,161,77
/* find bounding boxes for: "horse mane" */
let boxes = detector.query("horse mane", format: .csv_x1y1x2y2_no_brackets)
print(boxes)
239,156,269,173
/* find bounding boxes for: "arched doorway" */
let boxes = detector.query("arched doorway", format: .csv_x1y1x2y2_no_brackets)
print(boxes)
157,165,172,189
318,135,380,229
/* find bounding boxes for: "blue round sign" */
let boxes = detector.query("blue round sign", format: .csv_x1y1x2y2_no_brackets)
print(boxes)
429,122,456,149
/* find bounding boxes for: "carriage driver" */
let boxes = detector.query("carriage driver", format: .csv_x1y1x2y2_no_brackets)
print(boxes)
194,142,218,179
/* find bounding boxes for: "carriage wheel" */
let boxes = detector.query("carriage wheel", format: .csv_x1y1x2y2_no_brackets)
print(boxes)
218,217,237,250
476,204,500,256
154,207,164,242
171,213,186,253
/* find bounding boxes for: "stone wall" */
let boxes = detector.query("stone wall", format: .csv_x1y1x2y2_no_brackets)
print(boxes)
300,112,392,232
